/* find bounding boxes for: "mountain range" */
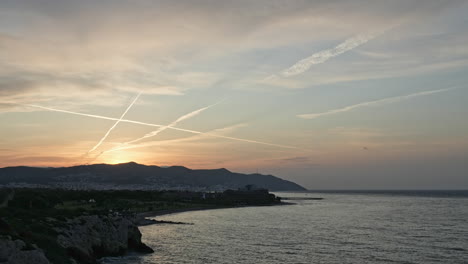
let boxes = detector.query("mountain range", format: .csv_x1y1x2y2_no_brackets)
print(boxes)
0,162,306,191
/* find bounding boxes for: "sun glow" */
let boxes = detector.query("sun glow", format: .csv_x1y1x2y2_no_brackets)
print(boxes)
107,158,132,165
100,151,137,165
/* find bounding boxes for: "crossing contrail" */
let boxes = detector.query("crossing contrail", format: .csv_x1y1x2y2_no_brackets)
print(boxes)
118,100,223,146
87,92,141,153
298,87,457,120
91,100,223,161
8,102,296,149
102,123,249,154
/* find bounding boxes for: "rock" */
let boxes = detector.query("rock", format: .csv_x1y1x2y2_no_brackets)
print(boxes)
55,215,153,263
0,219,15,236
7,250,51,264
135,217,159,226
136,216,193,226
127,224,154,254
0,237,50,264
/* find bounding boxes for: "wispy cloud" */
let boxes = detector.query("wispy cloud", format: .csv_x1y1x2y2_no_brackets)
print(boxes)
279,31,383,78
260,30,384,86
7,102,296,149
87,92,141,153
298,87,457,120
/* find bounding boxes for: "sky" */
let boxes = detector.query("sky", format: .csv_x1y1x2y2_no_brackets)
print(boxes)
1,0,468,189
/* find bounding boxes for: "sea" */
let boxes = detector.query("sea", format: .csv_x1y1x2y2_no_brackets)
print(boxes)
102,191,468,264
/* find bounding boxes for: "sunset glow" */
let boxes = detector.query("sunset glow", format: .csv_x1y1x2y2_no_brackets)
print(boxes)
1,0,468,189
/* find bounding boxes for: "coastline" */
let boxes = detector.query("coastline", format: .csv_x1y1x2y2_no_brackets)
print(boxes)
1,188,289,264
138,201,294,220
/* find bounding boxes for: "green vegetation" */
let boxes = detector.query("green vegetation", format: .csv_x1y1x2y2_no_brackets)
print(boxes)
0,187,280,263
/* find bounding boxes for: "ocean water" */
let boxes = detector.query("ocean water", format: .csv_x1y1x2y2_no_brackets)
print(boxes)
103,191,468,264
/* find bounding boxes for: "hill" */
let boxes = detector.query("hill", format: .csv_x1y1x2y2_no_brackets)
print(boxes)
0,162,306,191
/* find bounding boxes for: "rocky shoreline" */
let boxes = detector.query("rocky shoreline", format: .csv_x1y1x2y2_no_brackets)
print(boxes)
1,204,293,264
0,237,50,264
56,215,153,264
1,187,285,263
0,214,153,264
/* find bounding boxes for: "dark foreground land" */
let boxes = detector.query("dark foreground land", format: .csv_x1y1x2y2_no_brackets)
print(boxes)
0,188,281,264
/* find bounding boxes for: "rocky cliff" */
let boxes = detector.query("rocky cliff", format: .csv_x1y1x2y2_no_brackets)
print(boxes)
0,236,50,264
55,215,153,264
0,215,153,264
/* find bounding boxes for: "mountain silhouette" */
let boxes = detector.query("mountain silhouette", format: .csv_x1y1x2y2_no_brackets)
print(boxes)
0,162,306,191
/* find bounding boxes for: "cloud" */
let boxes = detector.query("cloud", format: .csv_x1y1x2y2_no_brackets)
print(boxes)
87,92,141,153
298,87,458,119
328,127,386,138
2,0,458,102
261,58,468,89
0,70,182,112
276,156,313,164
255,2,468,89
0,155,72,166
280,31,383,78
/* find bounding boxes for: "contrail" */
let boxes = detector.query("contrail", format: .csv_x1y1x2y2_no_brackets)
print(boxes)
87,92,141,153
102,123,249,154
83,151,105,165
280,31,382,77
8,102,296,149
15,103,131,122
119,100,223,146
298,87,457,120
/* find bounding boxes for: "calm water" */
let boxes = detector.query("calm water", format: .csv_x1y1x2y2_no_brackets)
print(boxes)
103,191,468,264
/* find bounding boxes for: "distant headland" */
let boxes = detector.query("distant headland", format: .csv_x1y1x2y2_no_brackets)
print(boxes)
0,162,306,191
